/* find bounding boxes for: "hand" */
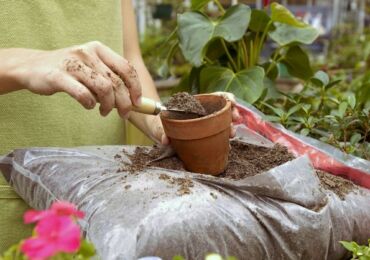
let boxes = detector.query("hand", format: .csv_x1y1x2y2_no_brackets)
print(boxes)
10,41,142,118
149,92,241,145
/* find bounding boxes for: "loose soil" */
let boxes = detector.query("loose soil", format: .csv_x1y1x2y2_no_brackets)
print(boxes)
116,140,357,199
316,170,357,200
165,92,207,116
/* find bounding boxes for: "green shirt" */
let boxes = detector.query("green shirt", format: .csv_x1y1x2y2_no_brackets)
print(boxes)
0,0,126,157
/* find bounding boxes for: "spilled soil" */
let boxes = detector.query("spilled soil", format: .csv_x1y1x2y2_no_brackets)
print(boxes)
165,92,207,116
116,140,357,199
316,170,357,200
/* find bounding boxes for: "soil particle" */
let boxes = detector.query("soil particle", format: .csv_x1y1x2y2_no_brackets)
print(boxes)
316,170,357,200
124,185,131,190
165,92,207,116
158,173,194,196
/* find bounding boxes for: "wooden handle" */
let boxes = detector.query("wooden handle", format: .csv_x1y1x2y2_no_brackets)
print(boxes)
131,97,163,115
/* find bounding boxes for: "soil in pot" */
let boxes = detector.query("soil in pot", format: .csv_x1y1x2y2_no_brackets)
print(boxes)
165,92,207,117
115,140,358,199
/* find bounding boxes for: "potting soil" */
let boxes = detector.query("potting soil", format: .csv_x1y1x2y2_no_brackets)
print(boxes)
165,92,207,116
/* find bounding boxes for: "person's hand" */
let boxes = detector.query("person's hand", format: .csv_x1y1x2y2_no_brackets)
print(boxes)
149,92,241,145
12,41,142,118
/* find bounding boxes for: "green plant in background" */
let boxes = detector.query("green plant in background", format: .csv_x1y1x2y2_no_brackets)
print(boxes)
258,70,369,159
340,240,370,260
164,0,319,103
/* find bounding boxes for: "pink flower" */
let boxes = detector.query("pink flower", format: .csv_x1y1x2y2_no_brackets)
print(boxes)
21,215,81,259
24,201,84,224
21,201,85,260
263,0,270,7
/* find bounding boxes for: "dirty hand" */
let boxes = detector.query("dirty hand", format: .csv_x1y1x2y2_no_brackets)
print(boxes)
149,92,241,145
11,41,142,118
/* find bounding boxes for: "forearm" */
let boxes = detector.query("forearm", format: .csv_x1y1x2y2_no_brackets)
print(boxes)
0,48,29,94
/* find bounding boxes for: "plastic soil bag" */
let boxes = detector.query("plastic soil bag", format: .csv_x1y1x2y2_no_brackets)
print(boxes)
1,103,370,260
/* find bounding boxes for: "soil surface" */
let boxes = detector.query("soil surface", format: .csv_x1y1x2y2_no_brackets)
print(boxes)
316,170,357,200
165,92,207,116
116,141,357,199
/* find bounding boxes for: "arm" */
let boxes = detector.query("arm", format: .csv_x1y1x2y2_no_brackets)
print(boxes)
121,0,165,143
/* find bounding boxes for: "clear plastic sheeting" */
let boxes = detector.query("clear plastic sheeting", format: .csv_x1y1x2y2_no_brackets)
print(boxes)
1,103,370,260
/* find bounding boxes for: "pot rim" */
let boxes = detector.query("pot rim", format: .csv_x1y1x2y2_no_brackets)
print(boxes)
160,94,231,123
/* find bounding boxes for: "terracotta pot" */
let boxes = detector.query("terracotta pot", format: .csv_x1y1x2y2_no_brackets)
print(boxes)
160,94,232,175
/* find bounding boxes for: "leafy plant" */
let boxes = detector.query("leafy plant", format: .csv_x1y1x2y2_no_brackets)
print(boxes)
164,1,319,101
258,71,370,159
340,240,370,260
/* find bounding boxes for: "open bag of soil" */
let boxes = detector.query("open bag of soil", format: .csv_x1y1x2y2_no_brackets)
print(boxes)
1,102,370,260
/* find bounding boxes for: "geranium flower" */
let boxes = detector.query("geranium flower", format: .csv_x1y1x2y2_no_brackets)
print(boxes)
21,215,81,260
24,201,84,224
21,201,85,260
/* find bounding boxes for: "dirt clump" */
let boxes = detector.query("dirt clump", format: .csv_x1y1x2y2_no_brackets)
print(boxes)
316,170,357,200
159,173,194,196
165,92,207,116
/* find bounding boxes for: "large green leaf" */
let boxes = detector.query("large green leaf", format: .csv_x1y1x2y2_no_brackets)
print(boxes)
249,9,271,32
178,4,251,66
311,70,329,87
281,46,313,80
191,0,212,10
269,22,319,46
200,66,265,104
271,3,307,27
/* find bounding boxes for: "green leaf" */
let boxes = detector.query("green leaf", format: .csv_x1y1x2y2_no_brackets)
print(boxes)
270,3,307,27
282,46,313,80
287,104,302,116
350,133,362,145
200,66,265,104
338,102,348,118
191,0,212,10
173,256,186,260
77,240,96,258
300,128,310,136
347,93,356,109
262,102,285,117
262,62,279,80
311,70,329,87
249,9,271,32
326,79,342,89
340,241,357,252
269,22,319,46
264,115,281,122
178,4,251,66
302,104,312,114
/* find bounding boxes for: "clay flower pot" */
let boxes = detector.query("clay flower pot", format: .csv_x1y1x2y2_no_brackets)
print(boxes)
160,94,232,175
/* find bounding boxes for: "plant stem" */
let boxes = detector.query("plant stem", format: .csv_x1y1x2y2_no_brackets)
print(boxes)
204,56,214,64
221,39,238,71
241,38,248,68
257,21,273,61
214,0,225,14
249,39,254,66
265,47,282,75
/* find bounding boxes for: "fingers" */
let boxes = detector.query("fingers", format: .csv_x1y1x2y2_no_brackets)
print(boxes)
230,123,236,138
64,58,115,116
50,73,97,110
90,41,142,106
213,91,241,122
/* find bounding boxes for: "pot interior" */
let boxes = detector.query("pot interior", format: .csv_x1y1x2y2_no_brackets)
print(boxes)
162,95,226,120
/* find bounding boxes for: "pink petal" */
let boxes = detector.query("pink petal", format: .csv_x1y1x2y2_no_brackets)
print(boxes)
24,210,53,224
57,222,81,252
35,215,62,237
51,201,85,219
21,237,58,259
